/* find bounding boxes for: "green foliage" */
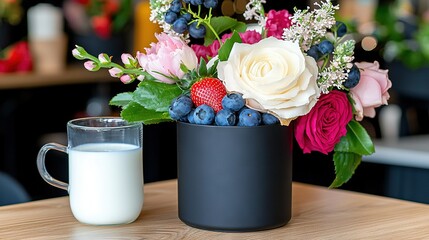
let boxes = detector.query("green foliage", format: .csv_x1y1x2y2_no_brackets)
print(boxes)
334,120,375,155
120,101,172,124
218,31,242,61
375,3,429,68
133,80,182,112
204,16,247,46
112,0,133,32
111,80,183,124
330,152,361,188
110,92,133,107
330,120,375,188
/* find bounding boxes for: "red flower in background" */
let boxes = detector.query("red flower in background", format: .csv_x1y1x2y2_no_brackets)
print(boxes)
0,41,33,73
74,0,90,5
91,15,112,38
66,0,132,39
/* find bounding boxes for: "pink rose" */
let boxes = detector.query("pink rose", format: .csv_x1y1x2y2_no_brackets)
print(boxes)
137,33,198,84
265,10,292,39
350,61,392,121
295,90,353,154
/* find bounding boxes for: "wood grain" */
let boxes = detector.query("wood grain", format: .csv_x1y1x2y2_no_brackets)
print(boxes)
0,180,428,239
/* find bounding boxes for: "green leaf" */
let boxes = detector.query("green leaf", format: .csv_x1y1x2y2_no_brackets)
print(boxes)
218,31,242,61
109,92,133,107
120,101,173,124
198,58,208,77
329,152,361,188
334,120,375,155
132,80,183,112
207,58,219,76
204,16,247,46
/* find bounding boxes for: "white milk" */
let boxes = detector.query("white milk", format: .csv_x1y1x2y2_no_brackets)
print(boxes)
68,143,143,225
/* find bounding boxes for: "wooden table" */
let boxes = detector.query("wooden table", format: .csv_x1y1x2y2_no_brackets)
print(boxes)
1,180,429,239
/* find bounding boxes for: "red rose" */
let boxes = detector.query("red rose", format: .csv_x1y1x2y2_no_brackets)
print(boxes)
294,90,353,155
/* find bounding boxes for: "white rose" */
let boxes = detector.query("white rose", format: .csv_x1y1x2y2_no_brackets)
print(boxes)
217,37,320,125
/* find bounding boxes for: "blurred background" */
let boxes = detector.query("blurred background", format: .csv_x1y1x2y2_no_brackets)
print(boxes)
1,0,429,205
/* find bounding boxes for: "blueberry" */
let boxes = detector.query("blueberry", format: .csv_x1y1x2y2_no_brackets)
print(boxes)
181,13,192,22
190,0,203,6
170,0,182,13
262,113,279,125
335,21,347,37
203,0,218,8
172,17,188,34
317,40,334,55
221,93,245,112
306,45,322,60
187,109,196,124
193,104,215,125
183,0,191,3
215,109,236,126
169,95,193,120
189,22,206,39
164,10,178,24
238,108,261,127
343,64,360,88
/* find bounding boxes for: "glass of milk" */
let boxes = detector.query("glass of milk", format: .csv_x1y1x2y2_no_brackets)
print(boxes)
37,117,143,225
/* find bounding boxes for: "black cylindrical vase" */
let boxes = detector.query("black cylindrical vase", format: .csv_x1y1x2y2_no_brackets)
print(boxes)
177,122,293,232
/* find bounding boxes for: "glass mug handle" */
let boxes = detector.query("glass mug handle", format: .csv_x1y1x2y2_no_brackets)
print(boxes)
37,143,68,191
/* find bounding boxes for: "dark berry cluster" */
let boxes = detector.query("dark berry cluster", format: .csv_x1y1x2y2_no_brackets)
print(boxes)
164,0,219,38
306,21,361,89
169,93,280,127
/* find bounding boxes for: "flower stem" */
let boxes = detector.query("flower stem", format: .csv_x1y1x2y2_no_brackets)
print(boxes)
186,4,221,45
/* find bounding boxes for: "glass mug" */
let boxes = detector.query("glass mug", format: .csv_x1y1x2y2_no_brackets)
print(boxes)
37,117,144,225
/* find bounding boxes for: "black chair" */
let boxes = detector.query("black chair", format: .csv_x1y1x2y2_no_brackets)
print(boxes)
0,171,30,206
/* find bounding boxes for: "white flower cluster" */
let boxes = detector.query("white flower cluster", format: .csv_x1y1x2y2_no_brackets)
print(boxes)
149,0,185,38
282,0,338,51
243,0,267,27
318,40,355,93
149,0,170,24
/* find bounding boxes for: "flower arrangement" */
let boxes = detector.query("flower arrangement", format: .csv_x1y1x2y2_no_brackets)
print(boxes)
0,0,23,25
63,0,132,39
73,0,392,188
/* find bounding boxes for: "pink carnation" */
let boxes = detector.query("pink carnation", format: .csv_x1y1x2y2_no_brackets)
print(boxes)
191,30,262,62
191,44,212,61
221,30,262,44
137,33,198,84
265,10,292,39
294,91,353,155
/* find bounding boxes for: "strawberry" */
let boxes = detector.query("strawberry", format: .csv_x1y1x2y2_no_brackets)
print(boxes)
190,77,227,112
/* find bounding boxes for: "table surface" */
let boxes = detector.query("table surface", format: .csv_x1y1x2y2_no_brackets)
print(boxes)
1,180,429,239
363,135,429,169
